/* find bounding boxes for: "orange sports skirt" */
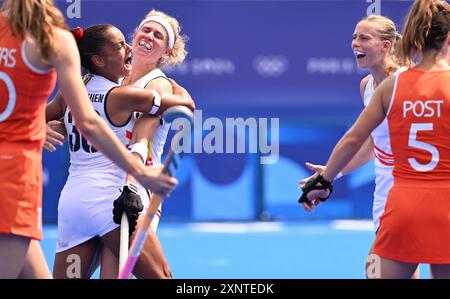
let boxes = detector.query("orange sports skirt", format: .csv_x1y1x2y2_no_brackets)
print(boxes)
0,147,43,240
373,183,450,264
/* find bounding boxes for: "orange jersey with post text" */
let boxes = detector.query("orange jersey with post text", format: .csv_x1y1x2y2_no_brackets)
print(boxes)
388,68,450,185
374,68,450,263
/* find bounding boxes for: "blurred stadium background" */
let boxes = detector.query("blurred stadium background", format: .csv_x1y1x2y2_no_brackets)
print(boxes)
41,0,428,278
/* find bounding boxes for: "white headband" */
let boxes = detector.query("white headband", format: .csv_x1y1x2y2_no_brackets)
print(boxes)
138,16,175,49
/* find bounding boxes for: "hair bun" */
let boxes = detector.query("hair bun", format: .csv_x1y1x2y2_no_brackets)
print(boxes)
71,27,84,42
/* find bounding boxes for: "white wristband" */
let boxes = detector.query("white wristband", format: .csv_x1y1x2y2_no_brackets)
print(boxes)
334,172,344,181
128,143,148,164
149,90,161,115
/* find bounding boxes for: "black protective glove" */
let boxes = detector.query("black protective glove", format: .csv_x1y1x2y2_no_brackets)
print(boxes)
298,174,334,204
113,184,144,236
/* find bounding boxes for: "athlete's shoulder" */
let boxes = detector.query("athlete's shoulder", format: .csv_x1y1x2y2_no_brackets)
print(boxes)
381,74,397,89
48,28,78,67
52,28,76,50
145,76,172,95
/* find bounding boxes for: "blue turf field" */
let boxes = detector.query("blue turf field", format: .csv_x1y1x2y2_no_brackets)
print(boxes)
41,221,430,279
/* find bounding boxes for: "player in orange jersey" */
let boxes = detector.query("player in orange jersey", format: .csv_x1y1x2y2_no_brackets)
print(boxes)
299,0,450,278
0,0,178,278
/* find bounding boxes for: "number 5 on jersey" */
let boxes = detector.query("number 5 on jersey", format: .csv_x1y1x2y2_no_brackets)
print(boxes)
408,123,439,172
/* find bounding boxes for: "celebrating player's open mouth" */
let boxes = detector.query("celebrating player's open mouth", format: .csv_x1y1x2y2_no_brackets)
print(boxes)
354,50,367,61
124,51,133,71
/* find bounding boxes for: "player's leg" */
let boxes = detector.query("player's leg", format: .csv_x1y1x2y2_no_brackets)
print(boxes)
53,237,101,279
18,239,52,278
0,234,30,278
101,222,172,278
99,244,119,279
366,241,419,279
378,256,418,279
430,264,450,279
365,243,377,278
132,227,172,278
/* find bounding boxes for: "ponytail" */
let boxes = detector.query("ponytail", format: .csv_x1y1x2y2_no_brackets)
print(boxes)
399,0,450,65
2,0,68,63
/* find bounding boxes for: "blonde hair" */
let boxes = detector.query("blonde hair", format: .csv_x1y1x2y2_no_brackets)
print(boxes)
399,0,450,66
134,9,188,67
360,15,406,73
2,0,67,63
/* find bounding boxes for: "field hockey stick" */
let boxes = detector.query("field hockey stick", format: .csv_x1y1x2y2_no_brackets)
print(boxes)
118,106,194,279
149,202,162,232
148,134,184,233
119,213,129,273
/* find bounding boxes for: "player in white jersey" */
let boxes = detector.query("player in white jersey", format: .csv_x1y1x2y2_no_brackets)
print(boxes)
120,9,189,167
298,16,418,278
45,24,194,278
111,9,192,277
127,68,172,167
361,66,406,231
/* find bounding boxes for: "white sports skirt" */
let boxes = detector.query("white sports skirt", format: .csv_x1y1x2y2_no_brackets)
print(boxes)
56,174,149,253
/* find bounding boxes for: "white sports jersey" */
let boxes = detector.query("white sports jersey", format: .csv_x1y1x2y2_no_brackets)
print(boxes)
132,68,171,166
363,68,405,231
56,74,149,253
64,74,135,177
